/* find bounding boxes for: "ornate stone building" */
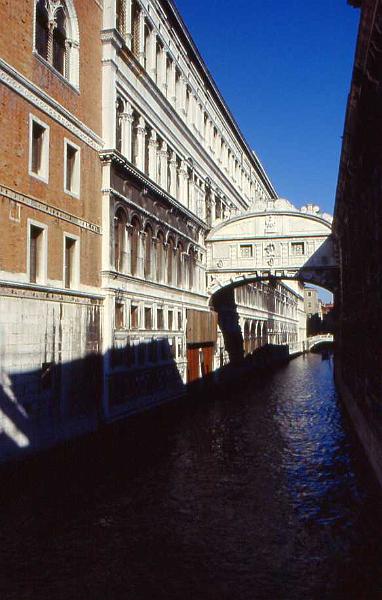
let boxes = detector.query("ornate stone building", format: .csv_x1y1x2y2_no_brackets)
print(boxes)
99,0,291,418
0,0,103,457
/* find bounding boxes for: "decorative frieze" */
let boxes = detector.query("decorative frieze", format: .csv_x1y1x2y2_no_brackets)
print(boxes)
0,281,103,305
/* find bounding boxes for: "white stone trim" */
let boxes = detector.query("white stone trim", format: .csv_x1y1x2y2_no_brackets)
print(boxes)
63,137,81,198
27,218,48,285
0,58,102,151
0,185,101,234
28,113,50,184
63,231,80,289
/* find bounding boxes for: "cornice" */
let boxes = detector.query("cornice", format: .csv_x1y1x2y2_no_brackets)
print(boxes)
0,280,104,303
0,58,103,151
157,0,278,198
100,149,208,232
0,184,101,234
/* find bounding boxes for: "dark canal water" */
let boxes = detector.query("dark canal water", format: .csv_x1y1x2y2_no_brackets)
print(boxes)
1,354,382,600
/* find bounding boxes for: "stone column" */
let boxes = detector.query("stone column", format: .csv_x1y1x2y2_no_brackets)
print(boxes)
159,140,168,190
168,59,176,105
180,75,187,115
210,191,216,226
206,119,212,151
188,172,195,213
159,48,167,95
147,28,157,79
136,116,146,172
137,229,145,277
197,104,203,135
151,237,158,282
179,160,188,206
124,0,132,49
209,121,215,153
138,10,145,66
121,102,134,161
124,223,133,274
148,130,158,182
189,94,196,128
169,151,177,197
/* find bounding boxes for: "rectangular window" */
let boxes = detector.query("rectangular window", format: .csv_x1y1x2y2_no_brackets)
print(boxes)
168,310,173,331
29,223,46,284
63,235,79,289
131,305,139,329
64,140,80,196
157,308,164,330
115,302,125,330
291,242,305,256
178,311,183,331
144,307,152,330
240,244,253,258
29,116,49,183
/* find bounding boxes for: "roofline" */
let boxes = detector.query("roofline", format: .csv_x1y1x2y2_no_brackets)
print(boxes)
161,0,277,199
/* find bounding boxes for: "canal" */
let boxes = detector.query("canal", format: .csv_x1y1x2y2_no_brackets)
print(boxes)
0,354,381,599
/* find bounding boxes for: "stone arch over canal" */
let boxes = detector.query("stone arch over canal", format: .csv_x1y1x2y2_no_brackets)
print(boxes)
206,198,338,295
206,199,338,363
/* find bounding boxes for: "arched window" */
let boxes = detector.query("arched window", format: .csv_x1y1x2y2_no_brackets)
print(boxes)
53,8,66,74
34,0,79,88
144,224,153,279
156,231,165,282
116,97,124,153
167,237,175,285
114,208,127,272
35,0,49,60
176,242,183,287
130,217,140,276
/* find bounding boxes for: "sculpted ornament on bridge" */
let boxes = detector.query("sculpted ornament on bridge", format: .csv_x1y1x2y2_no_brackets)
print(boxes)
206,198,338,294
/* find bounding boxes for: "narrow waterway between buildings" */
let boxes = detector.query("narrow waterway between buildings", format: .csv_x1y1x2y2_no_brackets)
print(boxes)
0,354,381,600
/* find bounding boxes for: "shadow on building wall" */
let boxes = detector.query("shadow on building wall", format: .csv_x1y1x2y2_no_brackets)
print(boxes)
0,326,295,466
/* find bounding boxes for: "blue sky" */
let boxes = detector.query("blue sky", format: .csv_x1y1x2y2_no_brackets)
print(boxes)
175,0,360,216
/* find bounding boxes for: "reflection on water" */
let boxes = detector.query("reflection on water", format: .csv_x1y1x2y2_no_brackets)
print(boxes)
0,354,381,600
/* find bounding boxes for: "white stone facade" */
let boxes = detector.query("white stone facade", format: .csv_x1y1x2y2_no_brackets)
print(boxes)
100,0,293,417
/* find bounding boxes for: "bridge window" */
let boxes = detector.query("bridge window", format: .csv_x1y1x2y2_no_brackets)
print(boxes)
240,244,253,258
291,242,305,256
